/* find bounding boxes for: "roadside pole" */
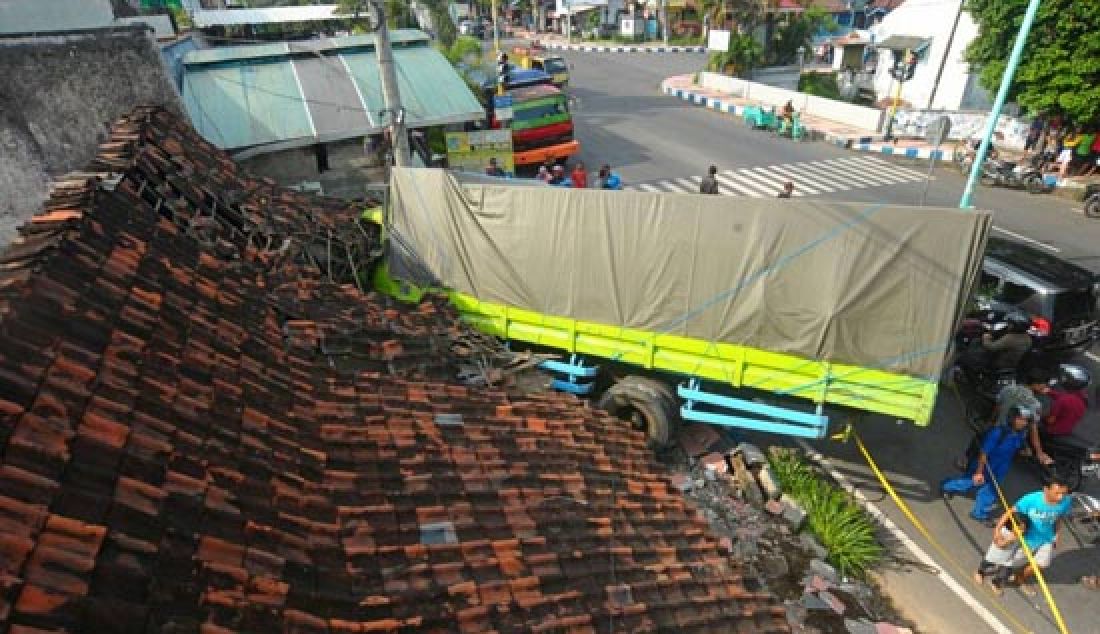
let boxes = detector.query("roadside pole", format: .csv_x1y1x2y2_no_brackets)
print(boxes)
661,0,669,47
882,48,908,141
491,0,500,55
959,0,1042,209
370,0,411,167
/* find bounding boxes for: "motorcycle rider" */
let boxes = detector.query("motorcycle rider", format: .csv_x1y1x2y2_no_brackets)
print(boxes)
1030,363,1091,466
958,311,1033,384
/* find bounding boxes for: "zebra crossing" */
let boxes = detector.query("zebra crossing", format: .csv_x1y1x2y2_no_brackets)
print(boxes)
626,156,930,198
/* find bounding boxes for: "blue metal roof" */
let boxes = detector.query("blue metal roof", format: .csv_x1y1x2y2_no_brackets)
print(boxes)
181,31,484,153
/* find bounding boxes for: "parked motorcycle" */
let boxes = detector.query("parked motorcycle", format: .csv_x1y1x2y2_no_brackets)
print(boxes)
980,157,1047,194
1085,183,1100,218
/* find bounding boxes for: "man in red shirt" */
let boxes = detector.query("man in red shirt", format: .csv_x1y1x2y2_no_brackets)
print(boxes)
1030,365,1090,465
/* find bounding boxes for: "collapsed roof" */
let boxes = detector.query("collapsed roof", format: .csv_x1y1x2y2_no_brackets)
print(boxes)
0,107,789,632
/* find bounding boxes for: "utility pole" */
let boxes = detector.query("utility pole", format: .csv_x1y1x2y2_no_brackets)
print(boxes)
926,0,964,110
959,0,1042,209
369,0,411,167
495,0,503,53
660,0,668,46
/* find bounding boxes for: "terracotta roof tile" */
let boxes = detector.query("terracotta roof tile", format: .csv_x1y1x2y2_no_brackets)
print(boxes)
0,106,789,632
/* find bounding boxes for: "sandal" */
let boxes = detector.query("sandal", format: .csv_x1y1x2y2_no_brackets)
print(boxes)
1082,575,1100,590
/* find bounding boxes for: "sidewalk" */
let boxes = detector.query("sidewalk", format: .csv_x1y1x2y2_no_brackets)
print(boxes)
513,30,705,53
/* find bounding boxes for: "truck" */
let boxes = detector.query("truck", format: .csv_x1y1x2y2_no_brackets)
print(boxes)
373,168,992,446
511,47,570,88
479,67,580,167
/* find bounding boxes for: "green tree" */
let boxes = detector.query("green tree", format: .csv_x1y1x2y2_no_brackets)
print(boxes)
966,0,1100,122
708,32,764,77
770,6,835,65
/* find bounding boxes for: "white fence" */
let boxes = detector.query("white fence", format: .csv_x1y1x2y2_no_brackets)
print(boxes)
700,72,886,132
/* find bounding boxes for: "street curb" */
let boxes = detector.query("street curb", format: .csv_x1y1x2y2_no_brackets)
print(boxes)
542,43,706,53
660,81,825,142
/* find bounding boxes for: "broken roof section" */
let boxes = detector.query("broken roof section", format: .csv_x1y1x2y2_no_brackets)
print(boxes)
0,107,789,632
181,30,485,154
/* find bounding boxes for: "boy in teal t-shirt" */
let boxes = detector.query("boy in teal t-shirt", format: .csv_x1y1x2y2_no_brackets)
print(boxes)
997,475,1073,595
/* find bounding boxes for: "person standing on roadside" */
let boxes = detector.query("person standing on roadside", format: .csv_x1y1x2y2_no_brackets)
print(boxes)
570,161,588,188
700,165,719,194
997,474,1073,597
777,181,794,198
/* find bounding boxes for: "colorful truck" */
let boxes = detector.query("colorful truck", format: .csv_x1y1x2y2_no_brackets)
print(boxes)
481,68,580,167
511,47,570,88
373,169,993,446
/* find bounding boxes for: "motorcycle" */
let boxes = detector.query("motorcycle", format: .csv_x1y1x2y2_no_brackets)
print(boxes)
949,319,1025,420
980,157,1047,194
1085,183,1100,218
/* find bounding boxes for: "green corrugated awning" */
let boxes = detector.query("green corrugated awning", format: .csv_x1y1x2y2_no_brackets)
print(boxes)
181,30,484,154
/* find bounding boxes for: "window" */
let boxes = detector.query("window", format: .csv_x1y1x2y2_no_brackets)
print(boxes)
997,280,1034,305
314,144,329,173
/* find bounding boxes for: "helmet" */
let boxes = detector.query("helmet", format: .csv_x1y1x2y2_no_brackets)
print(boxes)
1006,404,1036,422
1004,311,1031,333
1056,363,1091,390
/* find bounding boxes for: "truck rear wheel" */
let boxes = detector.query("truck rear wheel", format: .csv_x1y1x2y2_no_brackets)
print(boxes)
596,376,679,449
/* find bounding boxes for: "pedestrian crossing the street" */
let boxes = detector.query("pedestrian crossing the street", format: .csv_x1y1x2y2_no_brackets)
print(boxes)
626,156,930,198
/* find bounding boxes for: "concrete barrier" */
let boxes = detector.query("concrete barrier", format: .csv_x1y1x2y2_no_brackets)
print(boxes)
699,71,885,132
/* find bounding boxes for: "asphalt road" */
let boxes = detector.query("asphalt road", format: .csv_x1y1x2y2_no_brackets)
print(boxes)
553,48,1100,633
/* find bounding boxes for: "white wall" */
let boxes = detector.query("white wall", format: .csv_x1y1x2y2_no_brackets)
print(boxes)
869,0,978,111
699,72,885,132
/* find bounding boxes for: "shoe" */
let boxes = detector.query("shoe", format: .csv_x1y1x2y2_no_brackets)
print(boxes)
942,489,955,501
970,515,994,527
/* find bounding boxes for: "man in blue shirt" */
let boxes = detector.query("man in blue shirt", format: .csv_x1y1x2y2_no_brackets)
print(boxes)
941,406,1032,522
997,473,1073,596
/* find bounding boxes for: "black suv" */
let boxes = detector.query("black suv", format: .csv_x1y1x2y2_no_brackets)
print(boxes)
971,236,1100,355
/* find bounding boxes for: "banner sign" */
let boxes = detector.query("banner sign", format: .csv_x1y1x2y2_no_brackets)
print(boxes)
445,130,515,175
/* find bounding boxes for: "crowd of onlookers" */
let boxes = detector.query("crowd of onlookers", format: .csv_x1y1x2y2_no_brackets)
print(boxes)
485,157,623,189
1024,115,1100,181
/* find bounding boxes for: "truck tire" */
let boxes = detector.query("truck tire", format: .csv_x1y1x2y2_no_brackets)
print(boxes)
596,376,679,449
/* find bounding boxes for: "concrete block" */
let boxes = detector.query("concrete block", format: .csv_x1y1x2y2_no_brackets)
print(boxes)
781,494,807,532
756,464,782,500
731,442,767,468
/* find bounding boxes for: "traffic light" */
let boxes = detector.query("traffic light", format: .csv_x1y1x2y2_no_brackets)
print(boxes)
902,51,917,81
890,50,918,82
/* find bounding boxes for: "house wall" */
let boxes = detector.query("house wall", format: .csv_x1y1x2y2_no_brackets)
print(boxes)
239,137,387,200
869,0,977,110
0,27,181,247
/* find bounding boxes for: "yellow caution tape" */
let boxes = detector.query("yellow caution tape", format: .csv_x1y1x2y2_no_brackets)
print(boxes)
849,429,1065,634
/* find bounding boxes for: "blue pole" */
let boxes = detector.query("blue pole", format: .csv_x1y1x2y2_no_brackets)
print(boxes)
958,0,1042,209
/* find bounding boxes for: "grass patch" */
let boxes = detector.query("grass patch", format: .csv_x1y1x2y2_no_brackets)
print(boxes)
768,448,883,577
798,72,842,100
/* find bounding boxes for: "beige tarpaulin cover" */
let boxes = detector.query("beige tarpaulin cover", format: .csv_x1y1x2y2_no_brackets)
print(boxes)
389,168,992,379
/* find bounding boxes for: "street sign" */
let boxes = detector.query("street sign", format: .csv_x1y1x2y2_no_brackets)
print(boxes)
925,116,952,146
493,95,514,122
707,29,731,52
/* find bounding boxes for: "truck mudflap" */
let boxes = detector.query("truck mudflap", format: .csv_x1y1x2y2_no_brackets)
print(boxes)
514,140,581,166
